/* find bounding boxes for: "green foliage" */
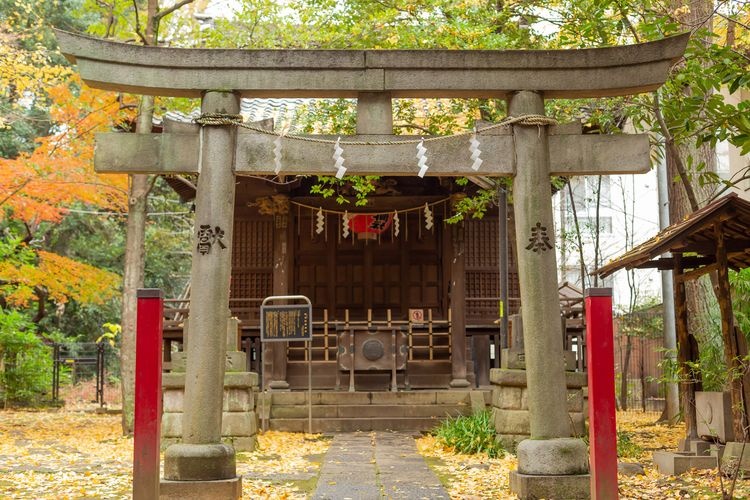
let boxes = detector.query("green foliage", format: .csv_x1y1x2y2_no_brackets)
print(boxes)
432,410,505,458
309,176,380,207
0,308,52,406
730,268,750,335
445,188,498,224
687,335,727,393
616,430,642,459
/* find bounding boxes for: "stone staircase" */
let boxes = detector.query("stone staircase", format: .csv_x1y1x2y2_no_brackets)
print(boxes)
261,390,491,432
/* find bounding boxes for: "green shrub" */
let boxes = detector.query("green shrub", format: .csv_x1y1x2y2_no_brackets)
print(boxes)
433,410,505,458
0,309,52,406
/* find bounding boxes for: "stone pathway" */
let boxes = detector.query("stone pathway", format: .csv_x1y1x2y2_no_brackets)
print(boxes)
313,431,450,500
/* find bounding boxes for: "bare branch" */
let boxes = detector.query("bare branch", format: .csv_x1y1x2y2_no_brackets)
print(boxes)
132,0,148,44
393,124,435,135
652,92,700,212
154,0,195,22
0,179,31,207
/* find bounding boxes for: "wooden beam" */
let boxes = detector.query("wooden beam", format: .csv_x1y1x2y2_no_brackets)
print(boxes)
673,254,698,440
680,263,717,282
94,131,651,177
714,223,748,441
674,239,750,256
634,256,715,271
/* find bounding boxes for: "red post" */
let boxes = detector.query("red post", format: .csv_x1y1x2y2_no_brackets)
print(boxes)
133,289,163,500
585,287,618,500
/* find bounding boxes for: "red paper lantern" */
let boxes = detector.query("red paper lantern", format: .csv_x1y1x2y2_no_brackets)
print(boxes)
349,214,393,240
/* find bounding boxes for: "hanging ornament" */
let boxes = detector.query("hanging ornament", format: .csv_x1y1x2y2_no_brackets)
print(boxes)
350,214,393,240
393,211,400,237
342,211,350,238
273,135,283,175
416,138,429,178
333,136,346,179
315,207,325,234
424,203,433,230
470,129,483,171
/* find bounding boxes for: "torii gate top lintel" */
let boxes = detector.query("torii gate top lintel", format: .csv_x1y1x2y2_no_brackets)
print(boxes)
55,29,688,99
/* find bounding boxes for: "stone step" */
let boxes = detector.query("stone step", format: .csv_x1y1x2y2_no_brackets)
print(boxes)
270,403,471,419
269,390,488,406
269,416,448,432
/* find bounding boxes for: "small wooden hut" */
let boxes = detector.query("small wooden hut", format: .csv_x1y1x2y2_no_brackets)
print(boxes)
595,193,750,441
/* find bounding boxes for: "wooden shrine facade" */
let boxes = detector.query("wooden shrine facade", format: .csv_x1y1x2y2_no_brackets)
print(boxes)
164,175,519,389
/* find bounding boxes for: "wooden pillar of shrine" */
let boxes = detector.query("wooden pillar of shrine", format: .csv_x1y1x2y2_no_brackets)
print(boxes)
714,223,749,441
449,195,470,388
268,195,292,390
672,254,698,440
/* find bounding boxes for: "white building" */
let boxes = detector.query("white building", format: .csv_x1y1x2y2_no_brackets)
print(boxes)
554,172,663,310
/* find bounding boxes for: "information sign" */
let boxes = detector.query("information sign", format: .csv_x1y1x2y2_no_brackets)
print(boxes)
260,296,312,342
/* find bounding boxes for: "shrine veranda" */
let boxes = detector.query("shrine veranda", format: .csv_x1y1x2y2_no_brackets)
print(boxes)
56,29,689,498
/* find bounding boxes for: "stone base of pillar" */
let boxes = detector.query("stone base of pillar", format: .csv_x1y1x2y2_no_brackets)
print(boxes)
511,436,590,498
268,380,290,390
164,443,236,481
449,378,471,388
162,372,259,452
517,438,588,475
509,471,590,499
490,368,587,450
160,477,242,499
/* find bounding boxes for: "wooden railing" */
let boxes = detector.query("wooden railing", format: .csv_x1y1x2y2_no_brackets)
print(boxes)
163,301,452,363
287,308,451,362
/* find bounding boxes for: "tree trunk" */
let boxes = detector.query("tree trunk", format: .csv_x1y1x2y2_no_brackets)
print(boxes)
119,90,155,434
120,0,165,436
621,334,632,411
120,172,150,434
663,0,717,434
640,338,647,413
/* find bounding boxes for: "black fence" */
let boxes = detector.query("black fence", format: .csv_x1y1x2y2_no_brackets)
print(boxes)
51,342,110,406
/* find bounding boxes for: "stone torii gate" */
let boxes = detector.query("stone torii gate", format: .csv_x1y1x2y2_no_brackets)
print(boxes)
57,30,688,499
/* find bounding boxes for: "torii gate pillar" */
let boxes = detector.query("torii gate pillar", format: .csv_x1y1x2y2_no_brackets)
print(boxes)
508,91,589,497
163,91,242,496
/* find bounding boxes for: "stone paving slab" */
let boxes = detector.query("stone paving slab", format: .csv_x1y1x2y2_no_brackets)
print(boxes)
312,431,449,500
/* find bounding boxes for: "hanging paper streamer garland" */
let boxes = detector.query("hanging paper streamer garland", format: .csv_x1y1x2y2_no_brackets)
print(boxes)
424,203,433,230
470,129,483,171
315,207,325,234
333,136,346,179
416,139,429,178
393,212,400,237
342,211,350,238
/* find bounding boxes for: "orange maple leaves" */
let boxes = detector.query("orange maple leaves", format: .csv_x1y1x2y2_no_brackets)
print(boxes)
0,75,133,307
1,75,134,224
0,250,121,307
